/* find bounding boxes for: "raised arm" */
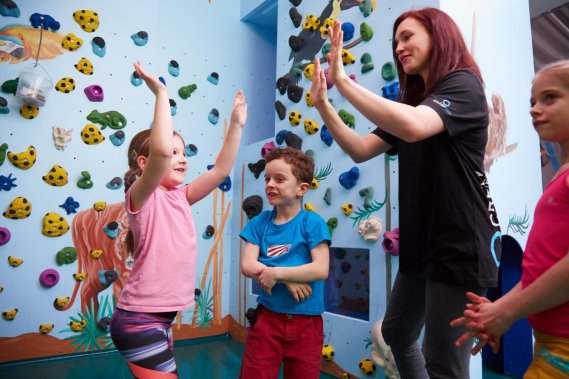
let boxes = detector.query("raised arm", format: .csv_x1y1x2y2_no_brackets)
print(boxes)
325,20,444,143
186,90,247,205
129,61,173,211
311,57,391,163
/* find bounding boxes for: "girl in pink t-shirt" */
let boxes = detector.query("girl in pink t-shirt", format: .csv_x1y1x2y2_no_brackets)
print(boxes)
110,61,247,378
452,60,569,378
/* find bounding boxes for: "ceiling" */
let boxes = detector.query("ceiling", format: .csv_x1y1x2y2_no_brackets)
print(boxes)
530,0,569,70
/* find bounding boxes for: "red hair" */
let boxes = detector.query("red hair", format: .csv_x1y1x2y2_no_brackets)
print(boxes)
392,7,483,106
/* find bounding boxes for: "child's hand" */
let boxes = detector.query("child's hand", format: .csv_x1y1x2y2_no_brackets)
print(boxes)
258,267,278,295
231,90,247,128
284,281,312,302
134,61,166,95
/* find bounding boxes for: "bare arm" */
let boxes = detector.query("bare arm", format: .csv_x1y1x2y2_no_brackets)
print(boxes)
186,90,247,205
325,20,444,143
240,241,265,279
452,251,569,354
129,61,172,211
258,242,330,294
311,58,391,162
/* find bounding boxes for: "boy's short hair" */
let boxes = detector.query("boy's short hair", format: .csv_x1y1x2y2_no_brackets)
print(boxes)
265,147,314,184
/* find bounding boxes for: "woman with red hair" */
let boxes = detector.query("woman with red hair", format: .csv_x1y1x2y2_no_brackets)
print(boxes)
311,7,501,378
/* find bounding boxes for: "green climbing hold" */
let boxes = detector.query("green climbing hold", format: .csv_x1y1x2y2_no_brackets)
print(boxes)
338,109,355,129
359,0,373,17
87,110,127,130
381,62,397,81
327,217,338,237
360,53,374,74
1,78,19,95
321,43,331,56
0,143,8,166
178,83,197,100
77,171,93,189
56,246,78,265
323,187,332,205
292,62,304,77
360,22,374,42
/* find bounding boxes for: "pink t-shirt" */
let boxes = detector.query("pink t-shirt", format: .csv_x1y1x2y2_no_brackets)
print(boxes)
117,185,197,313
522,168,569,338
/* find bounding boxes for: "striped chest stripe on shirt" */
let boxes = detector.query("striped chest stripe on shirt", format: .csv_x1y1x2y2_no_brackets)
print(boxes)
267,244,291,257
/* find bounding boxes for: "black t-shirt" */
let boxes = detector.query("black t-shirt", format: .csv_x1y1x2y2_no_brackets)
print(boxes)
373,69,501,287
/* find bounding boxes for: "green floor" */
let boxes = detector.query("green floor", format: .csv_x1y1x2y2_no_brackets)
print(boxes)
0,334,519,379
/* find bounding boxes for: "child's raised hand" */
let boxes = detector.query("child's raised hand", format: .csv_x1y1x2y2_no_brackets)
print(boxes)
134,61,166,95
231,89,247,128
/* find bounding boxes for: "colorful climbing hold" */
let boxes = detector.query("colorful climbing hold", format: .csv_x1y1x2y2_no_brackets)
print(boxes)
92,36,106,57
77,171,93,189
59,196,80,214
131,31,148,46
87,109,127,129
168,60,180,76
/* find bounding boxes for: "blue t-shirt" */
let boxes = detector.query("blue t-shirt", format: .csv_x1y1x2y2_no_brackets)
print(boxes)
240,209,331,315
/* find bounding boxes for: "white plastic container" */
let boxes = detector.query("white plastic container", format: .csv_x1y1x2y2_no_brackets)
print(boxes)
16,64,53,106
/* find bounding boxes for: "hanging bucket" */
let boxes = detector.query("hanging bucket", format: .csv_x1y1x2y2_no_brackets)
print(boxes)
15,63,53,106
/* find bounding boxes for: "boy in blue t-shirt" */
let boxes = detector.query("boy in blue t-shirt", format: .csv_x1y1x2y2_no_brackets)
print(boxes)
239,147,331,379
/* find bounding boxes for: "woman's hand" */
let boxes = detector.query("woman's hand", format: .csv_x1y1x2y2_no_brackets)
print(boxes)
310,58,329,110
326,19,349,85
134,61,166,95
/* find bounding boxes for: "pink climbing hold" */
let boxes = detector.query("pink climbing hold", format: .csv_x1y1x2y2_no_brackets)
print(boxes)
0,226,10,245
382,228,400,255
84,84,104,102
39,269,60,287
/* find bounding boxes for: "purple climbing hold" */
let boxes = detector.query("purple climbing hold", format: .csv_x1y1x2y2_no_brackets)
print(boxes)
0,226,11,245
39,269,60,287
84,85,104,102
261,141,275,158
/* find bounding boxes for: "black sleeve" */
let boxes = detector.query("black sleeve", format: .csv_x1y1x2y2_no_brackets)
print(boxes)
372,127,398,155
420,70,489,138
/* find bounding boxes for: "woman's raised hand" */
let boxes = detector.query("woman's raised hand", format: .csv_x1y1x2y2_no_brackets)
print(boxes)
326,19,348,85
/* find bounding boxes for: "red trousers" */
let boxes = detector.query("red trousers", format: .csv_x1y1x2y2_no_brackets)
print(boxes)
239,306,324,379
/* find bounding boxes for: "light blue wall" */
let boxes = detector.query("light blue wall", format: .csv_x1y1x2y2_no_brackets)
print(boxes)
0,0,274,340
230,0,540,377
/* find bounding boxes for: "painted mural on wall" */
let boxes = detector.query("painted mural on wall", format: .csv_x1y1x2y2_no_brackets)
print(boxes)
0,0,246,363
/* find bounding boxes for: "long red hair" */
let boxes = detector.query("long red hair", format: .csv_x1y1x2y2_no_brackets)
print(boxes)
392,7,483,106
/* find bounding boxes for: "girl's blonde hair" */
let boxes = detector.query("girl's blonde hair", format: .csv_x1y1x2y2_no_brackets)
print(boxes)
535,60,569,88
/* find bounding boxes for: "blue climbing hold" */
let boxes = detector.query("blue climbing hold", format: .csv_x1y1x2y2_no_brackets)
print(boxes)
185,144,198,157
207,72,219,85
208,108,219,125
381,82,399,101
276,129,291,145
320,125,333,146
131,31,148,46
339,167,359,189
59,196,80,214
168,60,180,77
342,22,355,41
109,130,125,146
92,37,106,57
0,173,17,191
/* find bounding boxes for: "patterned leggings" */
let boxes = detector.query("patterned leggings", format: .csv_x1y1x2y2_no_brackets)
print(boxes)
110,308,178,375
